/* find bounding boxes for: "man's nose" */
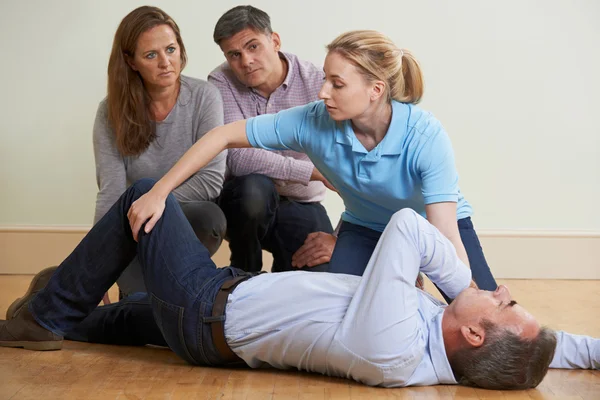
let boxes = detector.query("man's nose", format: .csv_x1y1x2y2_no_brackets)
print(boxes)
495,284,512,302
241,53,253,68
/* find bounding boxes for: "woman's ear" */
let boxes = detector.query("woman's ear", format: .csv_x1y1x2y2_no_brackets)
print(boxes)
370,80,386,102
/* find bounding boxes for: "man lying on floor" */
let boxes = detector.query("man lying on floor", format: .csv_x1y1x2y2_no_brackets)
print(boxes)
1,178,598,390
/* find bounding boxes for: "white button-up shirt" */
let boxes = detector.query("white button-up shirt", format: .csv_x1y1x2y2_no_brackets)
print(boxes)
224,209,472,387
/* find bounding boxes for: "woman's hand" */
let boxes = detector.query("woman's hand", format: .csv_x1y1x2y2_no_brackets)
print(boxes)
127,190,167,241
311,167,337,192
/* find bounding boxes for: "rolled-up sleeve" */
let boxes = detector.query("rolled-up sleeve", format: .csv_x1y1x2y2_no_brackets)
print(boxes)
246,103,316,152
418,126,460,205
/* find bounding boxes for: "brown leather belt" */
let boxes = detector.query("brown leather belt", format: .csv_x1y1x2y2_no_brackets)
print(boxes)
210,275,253,364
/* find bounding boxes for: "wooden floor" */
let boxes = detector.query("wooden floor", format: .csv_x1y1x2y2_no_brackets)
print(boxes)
0,276,598,400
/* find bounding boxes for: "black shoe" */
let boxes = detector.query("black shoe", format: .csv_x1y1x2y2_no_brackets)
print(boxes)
6,266,58,320
0,306,63,351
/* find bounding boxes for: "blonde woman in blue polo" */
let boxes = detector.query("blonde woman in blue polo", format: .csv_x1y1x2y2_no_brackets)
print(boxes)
129,30,498,297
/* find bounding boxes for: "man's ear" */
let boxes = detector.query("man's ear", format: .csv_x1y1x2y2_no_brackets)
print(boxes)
125,54,138,71
370,81,386,102
460,324,485,348
271,32,282,52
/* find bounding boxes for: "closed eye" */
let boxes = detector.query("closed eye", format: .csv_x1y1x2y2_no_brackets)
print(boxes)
500,300,518,309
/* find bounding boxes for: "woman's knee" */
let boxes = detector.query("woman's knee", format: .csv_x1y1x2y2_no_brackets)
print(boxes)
219,174,279,220
180,201,226,255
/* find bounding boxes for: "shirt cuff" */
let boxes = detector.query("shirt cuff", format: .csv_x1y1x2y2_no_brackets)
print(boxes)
288,159,314,185
423,194,459,205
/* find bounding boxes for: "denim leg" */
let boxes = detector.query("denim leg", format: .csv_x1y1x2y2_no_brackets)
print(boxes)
268,199,334,273
29,181,144,336
458,217,498,291
64,293,167,347
218,174,279,272
29,178,229,364
117,200,227,296
327,221,382,276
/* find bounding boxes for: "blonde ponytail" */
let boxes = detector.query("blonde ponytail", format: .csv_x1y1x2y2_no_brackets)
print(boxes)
327,30,424,104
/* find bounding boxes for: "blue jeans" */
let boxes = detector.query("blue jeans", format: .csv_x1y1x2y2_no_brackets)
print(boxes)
117,200,227,296
328,218,498,298
29,178,249,366
218,174,333,273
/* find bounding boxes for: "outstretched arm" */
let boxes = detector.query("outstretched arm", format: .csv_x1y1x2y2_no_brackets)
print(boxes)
128,103,327,240
550,331,599,370
127,120,248,240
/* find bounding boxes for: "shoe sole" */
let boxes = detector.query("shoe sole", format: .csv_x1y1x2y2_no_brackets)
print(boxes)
6,266,57,320
0,339,63,351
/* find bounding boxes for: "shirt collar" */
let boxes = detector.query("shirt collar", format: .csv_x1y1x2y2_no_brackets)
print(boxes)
334,100,410,157
280,52,294,89
429,310,458,385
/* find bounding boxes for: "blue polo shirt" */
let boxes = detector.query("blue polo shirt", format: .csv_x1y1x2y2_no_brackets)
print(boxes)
246,100,472,232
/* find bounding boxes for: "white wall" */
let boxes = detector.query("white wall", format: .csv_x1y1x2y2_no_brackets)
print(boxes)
0,0,599,234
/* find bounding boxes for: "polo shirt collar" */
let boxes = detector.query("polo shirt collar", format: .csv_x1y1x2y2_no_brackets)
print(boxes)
380,100,409,156
334,100,409,157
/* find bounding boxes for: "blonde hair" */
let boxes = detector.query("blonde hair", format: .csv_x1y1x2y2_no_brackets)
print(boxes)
326,30,423,104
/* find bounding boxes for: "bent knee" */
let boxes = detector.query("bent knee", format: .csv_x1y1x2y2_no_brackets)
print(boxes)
221,175,277,220
390,208,420,229
181,201,227,237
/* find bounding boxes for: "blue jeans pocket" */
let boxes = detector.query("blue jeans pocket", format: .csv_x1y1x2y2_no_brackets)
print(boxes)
150,293,196,364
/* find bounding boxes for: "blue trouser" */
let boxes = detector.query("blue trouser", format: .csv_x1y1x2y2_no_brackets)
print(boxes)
117,200,227,296
29,178,248,366
328,218,498,300
218,174,333,273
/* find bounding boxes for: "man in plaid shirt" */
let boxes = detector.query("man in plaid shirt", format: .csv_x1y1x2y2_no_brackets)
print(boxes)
208,6,336,274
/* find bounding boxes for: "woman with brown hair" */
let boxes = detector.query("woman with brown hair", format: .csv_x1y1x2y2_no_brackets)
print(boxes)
94,6,227,298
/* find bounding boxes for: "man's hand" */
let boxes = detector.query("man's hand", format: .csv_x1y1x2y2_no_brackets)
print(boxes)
292,232,337,268
127,190,167,241
310,167,337,192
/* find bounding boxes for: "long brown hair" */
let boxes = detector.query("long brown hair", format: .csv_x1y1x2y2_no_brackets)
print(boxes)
326,30,423,104
107,6,187,156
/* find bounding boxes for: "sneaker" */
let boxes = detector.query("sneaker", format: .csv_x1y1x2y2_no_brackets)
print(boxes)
6,266,58,320
0,306,63,351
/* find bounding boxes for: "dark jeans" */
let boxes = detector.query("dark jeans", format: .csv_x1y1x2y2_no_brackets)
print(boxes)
328,217,498,299
218,174,333,273
29,178,249,366
117,200,227,296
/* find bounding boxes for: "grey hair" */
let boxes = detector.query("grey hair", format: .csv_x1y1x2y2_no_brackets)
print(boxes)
449,320,557,390
213,5,273,45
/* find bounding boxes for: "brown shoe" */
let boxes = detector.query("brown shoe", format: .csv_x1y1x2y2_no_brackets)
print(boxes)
6,266,58,320
0,306,63,351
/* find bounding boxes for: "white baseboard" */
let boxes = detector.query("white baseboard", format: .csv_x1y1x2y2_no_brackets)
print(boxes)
476,230,599,279
1,226,598,279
